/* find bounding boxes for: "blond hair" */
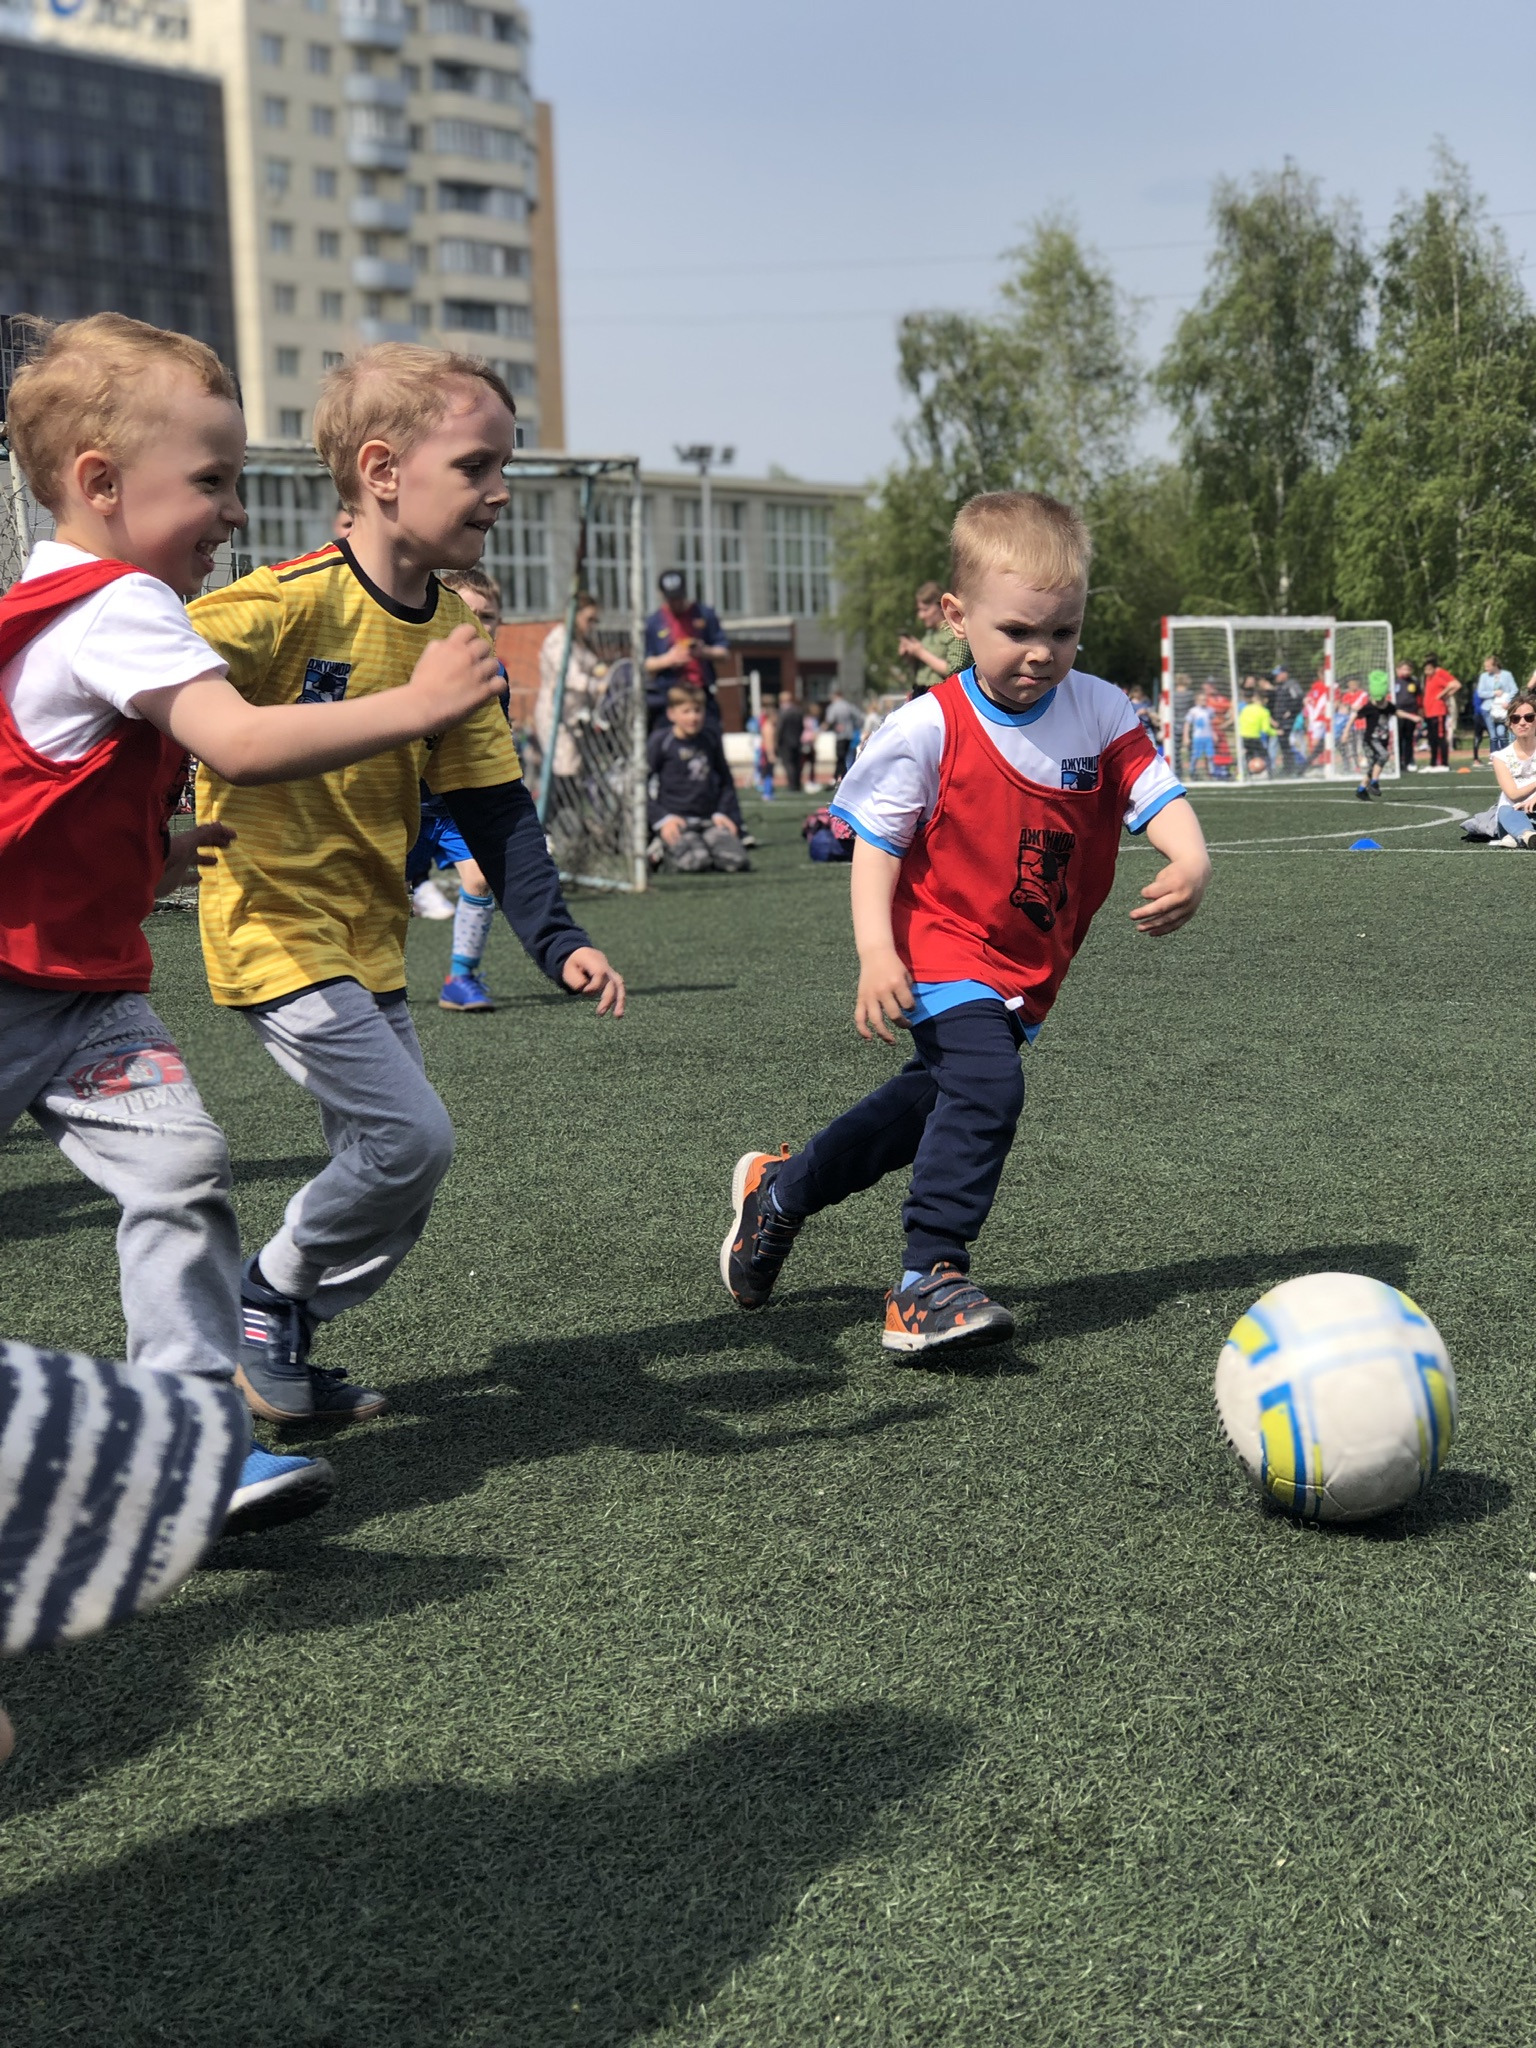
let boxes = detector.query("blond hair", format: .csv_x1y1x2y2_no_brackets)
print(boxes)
313,343,515,504
949,490,1092,598
5,312,239,513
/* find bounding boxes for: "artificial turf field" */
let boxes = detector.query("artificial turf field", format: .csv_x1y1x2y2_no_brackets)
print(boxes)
2,774,1534,2047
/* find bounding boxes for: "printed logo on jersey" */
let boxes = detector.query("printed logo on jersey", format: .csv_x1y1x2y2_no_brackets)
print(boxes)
299,658,352,704
1060,755,1100,792
68,1042,189,1099
1010,825,1075,933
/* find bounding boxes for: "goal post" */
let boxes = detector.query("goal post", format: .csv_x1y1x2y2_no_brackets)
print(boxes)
1160,616,1397,786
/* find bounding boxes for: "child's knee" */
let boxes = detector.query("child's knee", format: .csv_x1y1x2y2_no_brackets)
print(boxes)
371,1096,455,1195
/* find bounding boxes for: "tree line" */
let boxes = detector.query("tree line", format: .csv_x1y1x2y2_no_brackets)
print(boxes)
836,150,1536,692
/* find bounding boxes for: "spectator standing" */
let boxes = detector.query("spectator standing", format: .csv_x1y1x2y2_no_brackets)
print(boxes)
1237,682,1277,776
1392,658,1423,771
800,702,823,792
823,685,859,780
1270,666,1304,775
749,698,777,800
776,688,804,791
644,568,730,733
1474,655,1516,763
1491,691,1536,845
1421,655,1457,770
897,581,968,696
535,590,609,798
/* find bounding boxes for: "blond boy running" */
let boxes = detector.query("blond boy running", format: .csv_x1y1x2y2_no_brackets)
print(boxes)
0,315,502,1532
190,346,624,1428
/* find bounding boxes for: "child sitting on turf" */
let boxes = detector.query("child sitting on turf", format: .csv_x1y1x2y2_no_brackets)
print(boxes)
405,564,512,1011
0,314,504,1529
189,343,625,1429
721,490,1210,1354
647,684,750,873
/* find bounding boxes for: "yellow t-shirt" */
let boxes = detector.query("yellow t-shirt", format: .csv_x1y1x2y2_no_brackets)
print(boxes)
190,542,520,1007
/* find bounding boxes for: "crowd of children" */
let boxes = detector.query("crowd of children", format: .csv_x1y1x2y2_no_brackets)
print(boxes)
0,312,1219,1757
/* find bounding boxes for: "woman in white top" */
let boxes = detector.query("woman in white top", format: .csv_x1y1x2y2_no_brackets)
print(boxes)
1491,689,1536,845
535,593,609,781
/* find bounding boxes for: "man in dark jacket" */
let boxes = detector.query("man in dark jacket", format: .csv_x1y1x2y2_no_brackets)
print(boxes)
647,685,750,873
644,568,731,733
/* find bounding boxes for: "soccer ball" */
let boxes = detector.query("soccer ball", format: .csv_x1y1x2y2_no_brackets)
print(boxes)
1214,1273,1457,1523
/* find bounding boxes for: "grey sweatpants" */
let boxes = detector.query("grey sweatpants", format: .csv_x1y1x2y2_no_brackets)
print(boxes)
244,979,454,1318
0,983,240,1379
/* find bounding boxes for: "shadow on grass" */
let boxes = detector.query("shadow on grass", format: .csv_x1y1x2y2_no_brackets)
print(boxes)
0,1704,965,2048
998,1242,1418,1347
1327,1468,1514,1540
0,1158,330,1244
280,1292,950,1541
0,1548,507,1821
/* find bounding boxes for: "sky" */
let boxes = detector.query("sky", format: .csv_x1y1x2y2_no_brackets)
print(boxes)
532,0,1536,486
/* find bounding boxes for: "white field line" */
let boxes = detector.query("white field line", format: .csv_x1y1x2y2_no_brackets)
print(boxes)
1201,802,1468,852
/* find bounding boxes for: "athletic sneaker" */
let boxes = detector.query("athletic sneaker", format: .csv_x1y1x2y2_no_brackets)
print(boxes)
882,1264,1015,1355
411,878,455,920
1356,784,1371,801
223,1446,336,1536
238,1258,388,1425
721,1146,802,1309
440,971,495,1011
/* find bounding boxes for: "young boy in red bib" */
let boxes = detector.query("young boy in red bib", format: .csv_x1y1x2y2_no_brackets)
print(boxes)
0,314,503,1529
722,491,1211,1354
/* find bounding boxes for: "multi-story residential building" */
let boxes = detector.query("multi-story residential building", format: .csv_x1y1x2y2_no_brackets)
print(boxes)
25,0,563,447
0,29,236,367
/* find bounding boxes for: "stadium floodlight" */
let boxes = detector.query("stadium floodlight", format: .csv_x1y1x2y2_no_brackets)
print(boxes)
1159,616,1396,787
671,444,736,609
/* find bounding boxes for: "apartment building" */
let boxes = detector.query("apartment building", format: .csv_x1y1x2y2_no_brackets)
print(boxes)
28,0,563,447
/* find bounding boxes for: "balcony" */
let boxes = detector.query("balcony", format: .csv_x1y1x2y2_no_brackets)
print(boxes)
352,256,416,292
345,73,409,109
350,195,413,231
358,317,419,343
339,0,407,48
347,105,409,170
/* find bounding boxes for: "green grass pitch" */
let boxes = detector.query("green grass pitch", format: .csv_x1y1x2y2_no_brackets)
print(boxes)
3,777,1534,2046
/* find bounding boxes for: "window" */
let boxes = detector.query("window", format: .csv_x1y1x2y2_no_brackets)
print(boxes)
272,282,297,313
307,42,331,72
437,236,527,277
361,230,381,256
436,179,525,220
588,493,633,614
265,157,291,196
765,504,833,616
311,104,335,136
411,243,429,271
411,300,431,328
306,0,328,12
268,218,294,251
482,487,549,613
428,1,523,42
430,58,523,104
441,298,530,337
432,117,519,161
401,62,420,88
313,165,338,197
716,501,748,614
278,408,305,437
316,227,341,258
322,349,344,368
276,346,300,376
262,96,289,129
363,291,383,316
259,32,284,63
320,289,344,318
408,181,427,210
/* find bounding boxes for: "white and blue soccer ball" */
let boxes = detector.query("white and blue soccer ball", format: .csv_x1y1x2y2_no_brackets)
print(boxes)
1214,1272,1457,1523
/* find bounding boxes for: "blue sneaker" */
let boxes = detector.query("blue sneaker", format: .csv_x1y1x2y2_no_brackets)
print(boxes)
222,1447,336,1536
239,1257,388,1427
440,971,495,1012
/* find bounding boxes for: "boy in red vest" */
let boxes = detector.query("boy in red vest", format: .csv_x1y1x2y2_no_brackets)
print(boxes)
722,490,1211,1354
0,314,501,1528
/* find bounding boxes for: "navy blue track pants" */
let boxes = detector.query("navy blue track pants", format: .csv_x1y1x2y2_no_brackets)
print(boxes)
774,1000,1025,1273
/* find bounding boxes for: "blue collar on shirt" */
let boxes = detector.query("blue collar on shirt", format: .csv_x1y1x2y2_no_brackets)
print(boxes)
961,667,1058,728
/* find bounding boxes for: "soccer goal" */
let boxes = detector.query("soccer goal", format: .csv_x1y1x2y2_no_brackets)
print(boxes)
1159,616,1396,786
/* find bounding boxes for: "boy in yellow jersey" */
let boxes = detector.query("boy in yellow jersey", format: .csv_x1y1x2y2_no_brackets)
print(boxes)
190,345,624,1427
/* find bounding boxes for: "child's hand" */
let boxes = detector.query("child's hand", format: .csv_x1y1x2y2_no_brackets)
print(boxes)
158,822,236,896
406,624,504,729
1131,854,1211,936
561,946,625,1017
854,949,916,1044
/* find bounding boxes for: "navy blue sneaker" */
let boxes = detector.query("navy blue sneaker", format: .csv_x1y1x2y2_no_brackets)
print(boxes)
222,1447,336,1536
238,1258,388,1426
882,1264,1014,1355
440,971,494,1011
721,1146,802,1309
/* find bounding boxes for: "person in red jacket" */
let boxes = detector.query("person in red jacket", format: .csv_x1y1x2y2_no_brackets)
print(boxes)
1421,655,1459,770
720,491,1211,1355
0,313,501,1532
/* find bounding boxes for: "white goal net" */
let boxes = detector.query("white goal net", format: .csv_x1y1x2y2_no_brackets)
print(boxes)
1159,616,1396,786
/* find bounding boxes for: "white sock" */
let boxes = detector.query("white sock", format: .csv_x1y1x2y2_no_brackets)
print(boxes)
450,889,495,976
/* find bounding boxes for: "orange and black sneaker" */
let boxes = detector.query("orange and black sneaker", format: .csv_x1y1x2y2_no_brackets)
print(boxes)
882,1264,1014,1355
721,1146,803,1309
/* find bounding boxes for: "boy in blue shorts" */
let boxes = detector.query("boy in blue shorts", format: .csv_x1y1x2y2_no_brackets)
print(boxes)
722,491,1211,1354
1183,689,1216,779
